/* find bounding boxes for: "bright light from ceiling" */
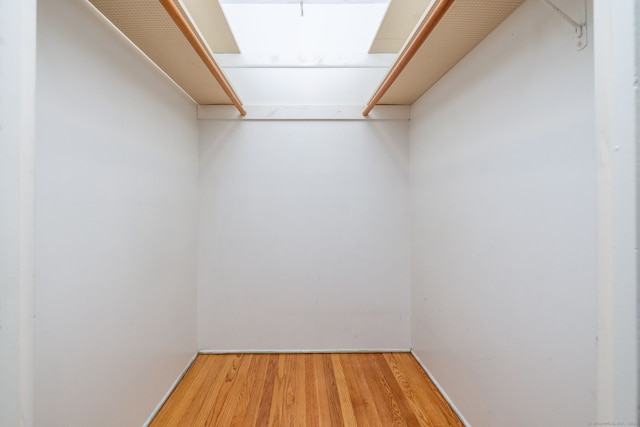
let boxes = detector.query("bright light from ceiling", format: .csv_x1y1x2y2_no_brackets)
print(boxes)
219,1,389,55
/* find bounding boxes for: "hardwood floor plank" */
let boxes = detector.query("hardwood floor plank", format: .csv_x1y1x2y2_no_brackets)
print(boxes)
304,355,320,427
149,352,463,427
371,356,410,427
267,354,287,426
387,353,464,427
338,353,377,426
174,355,227,425
383,353,435,427
293,353,307,426
149,355,208,426
349,354,384,427
279,354,299,427
213,354,253,426
255,354,279,426
330,353,358,426
191,354,239,426
374,353,423,426
354,353,402,427
149,356,202,427
234,354,269,427
322,354,345,427
312,353,334,427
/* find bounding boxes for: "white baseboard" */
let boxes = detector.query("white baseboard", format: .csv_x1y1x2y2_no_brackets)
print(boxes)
197,348,411,354
141,351,199,427
410,349,472,427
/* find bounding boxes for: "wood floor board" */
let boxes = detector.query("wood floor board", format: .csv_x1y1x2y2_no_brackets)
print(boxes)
255,354,279,426
214,354,253,425
190,354,239,426
321,354,345,427
312,354,335,427
349,354,385,427
387,352,462,426
231,355,269,426
373,353,423,426
149,352,464,427
304,355,320,427
150,355,204,426
293,354,307,426
354,353,400,426
330,353,359,426
383,353,435,426
228,354,262,426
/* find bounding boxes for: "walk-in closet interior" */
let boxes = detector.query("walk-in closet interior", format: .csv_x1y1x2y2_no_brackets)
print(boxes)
2,0,638,425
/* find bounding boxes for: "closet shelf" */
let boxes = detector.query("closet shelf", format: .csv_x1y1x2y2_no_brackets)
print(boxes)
364,0,525,115
88,0,245,115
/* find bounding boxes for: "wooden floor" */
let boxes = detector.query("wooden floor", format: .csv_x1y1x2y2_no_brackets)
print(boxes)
150,352,463,427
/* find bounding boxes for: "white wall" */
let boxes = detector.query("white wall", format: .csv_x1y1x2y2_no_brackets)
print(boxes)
0,0,36,425
198,118,410,351
35,1,199,426
594,0,639,421
409,0,596,426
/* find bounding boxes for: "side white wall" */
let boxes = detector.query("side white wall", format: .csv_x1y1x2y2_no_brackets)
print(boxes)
198,118,410,351
594,0,639,421
35,1,199,426
0,0,36,425
410,0,596,426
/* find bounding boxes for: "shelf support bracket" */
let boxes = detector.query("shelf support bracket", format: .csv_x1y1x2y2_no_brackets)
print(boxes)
540,0,587,50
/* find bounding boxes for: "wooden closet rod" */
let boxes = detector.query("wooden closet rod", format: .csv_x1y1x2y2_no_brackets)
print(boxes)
363,0,455,116
160,0,247,116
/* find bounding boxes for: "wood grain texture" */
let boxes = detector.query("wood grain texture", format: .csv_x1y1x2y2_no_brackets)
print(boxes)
149,353,463,427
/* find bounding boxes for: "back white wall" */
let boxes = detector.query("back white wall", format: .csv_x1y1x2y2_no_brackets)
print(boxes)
35,1,199,426
198,118,411,351
410,0,596,426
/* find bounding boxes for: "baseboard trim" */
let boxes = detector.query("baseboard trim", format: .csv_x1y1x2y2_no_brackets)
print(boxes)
198,348,411,354
141,351,198,427
410,349,472,427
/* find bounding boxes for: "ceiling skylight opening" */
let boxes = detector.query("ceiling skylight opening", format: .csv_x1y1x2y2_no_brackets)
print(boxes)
218,0,390,56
